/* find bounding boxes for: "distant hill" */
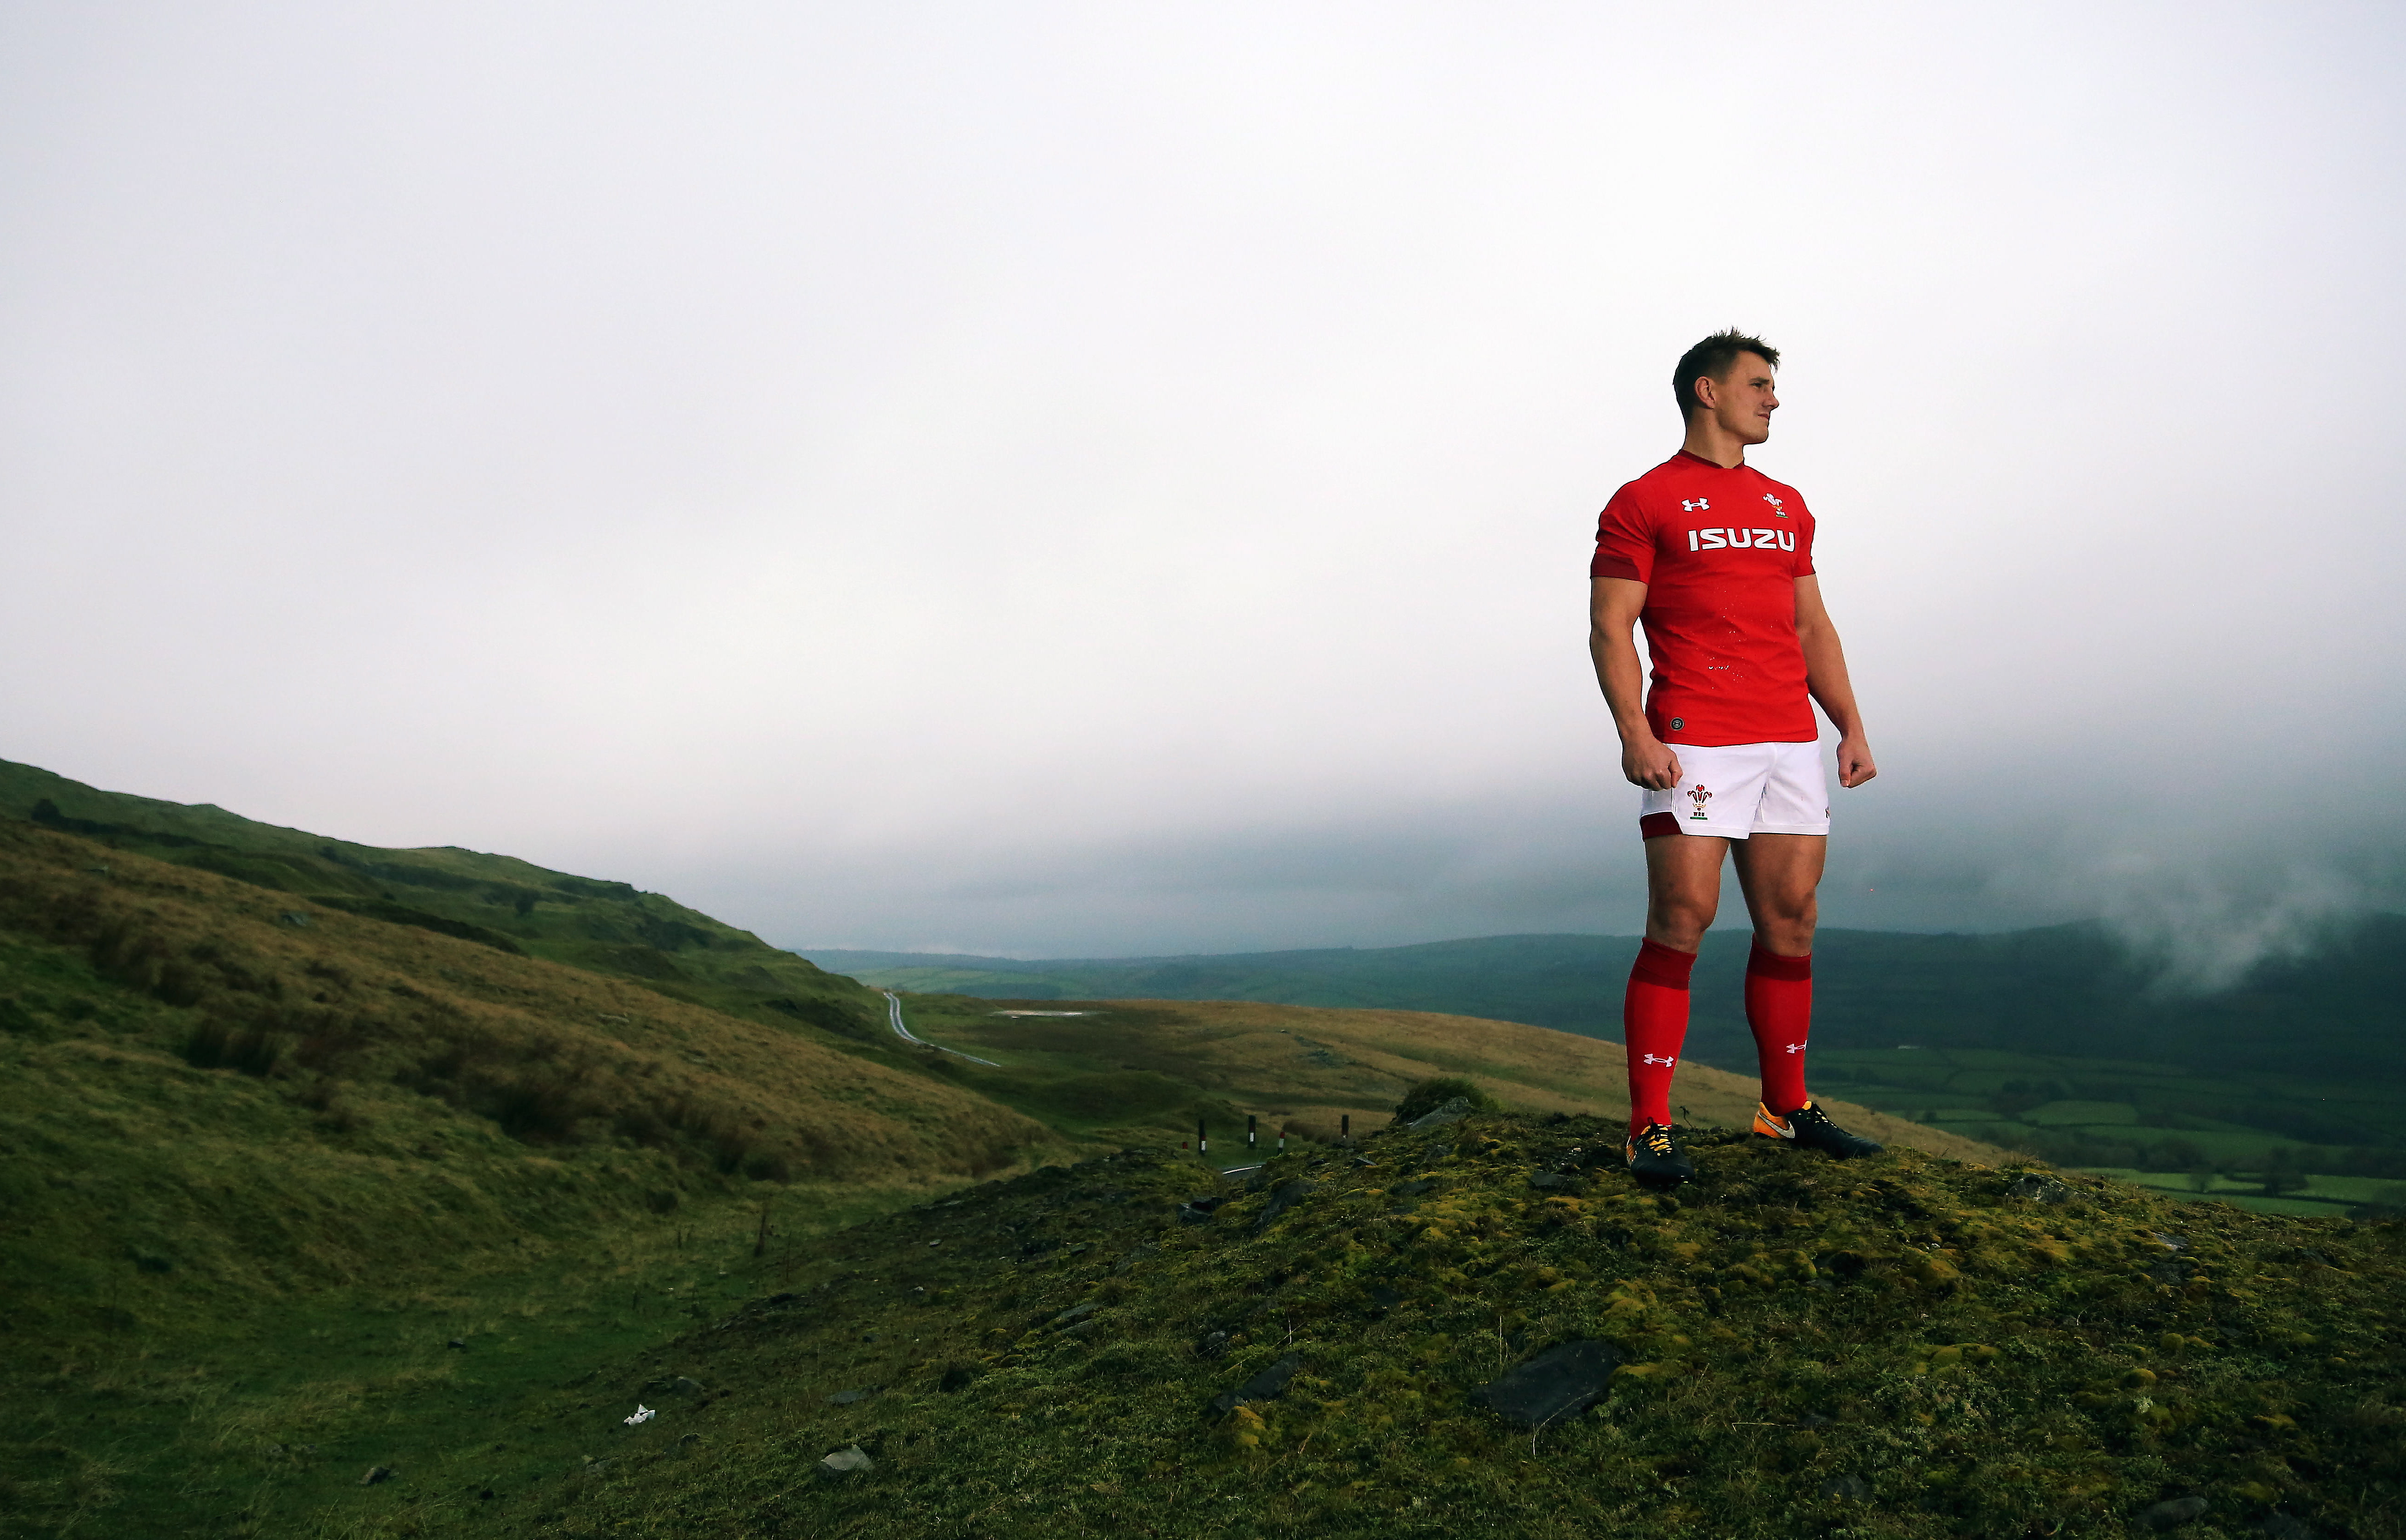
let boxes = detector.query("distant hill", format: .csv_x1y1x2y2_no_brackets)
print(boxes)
808,922,2406,1168
801,924,2406,1082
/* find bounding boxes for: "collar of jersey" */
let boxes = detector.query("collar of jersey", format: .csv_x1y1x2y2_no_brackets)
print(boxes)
1674,449,1748,472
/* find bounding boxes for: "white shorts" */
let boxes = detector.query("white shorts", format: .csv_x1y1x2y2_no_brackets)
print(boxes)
1640,740,1830,839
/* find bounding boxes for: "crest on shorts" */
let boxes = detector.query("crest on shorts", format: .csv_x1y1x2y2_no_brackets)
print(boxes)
1687,785,1712,821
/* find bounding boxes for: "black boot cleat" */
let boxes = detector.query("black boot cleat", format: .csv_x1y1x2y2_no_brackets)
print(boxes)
1754,1099,1884,1159
1624,1122,1695,1187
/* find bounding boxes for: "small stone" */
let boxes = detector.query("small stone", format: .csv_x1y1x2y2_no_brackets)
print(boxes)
446,1338,467,1351
1528,1172,1585,1191
1254,1180,1319,1233
1196,1330,1232,1359
1470,1340,1624,1427
819,1444,873,1475
1818,1474,1870,1502
359,1465,399,1486
278,912,309,927
1408,1097,1475,1130
671,1376,702,1395
2137,1496,2210,1529
1051,1301,1100,1328
2006,1173,2072,1204
1212,1353,1302,1413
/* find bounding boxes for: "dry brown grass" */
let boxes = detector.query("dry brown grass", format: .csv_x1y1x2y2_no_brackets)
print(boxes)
0,820,1058,1184
930,995,2007,1162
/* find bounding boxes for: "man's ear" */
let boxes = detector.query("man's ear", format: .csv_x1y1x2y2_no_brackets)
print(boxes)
1691,372,1720,415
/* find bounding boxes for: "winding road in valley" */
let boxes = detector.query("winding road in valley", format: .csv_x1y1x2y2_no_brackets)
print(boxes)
881,990,1001,1067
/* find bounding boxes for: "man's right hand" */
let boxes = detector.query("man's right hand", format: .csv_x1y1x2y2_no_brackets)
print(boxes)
1621,736,1683,791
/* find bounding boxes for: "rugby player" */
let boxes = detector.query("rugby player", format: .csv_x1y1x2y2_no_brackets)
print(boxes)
1589,330,1885,1187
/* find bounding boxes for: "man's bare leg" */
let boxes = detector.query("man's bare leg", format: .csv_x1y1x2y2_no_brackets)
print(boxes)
1643,832,1729,950
1729,833,1824,956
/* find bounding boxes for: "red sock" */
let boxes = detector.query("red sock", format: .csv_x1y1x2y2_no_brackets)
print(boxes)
1746,938,1813,1116
1623,938,1695,1134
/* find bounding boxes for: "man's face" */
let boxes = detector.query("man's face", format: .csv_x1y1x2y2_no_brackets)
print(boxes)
1699,352,1778,444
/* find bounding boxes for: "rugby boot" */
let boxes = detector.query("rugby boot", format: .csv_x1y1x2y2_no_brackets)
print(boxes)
1753,1099,1883,1159
1624,1122,1695,1188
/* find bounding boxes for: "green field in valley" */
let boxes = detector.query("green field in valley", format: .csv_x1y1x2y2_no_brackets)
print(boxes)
807,928,2406,1222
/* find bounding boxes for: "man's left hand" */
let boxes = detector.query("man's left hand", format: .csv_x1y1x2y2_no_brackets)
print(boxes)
1836,737,1877,789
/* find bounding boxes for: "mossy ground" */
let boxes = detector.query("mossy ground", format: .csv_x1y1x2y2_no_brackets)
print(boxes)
392,1113,2404,1539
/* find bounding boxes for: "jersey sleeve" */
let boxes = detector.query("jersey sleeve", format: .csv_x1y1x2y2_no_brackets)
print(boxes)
1791,506,1816,578
1590,487,1655,582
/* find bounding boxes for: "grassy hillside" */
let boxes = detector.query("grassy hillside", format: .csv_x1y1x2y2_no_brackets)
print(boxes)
880,990,2001,1166
0,816,1063,1536
0,756,884,1042
318,1110,2406,1540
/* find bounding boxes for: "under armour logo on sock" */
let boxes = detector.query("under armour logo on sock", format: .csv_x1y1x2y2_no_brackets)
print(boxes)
1640,1052,1677,1067
1784,1042,1807,1054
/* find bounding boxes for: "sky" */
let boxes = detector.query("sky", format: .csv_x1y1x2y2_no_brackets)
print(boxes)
4,3,2403,977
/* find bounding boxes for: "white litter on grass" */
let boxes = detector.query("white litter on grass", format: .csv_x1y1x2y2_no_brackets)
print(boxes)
624,1405,656,1425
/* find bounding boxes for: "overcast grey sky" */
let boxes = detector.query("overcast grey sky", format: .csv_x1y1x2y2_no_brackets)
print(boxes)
5,3,2402,972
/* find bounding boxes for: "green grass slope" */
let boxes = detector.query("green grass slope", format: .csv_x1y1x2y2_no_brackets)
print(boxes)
345,1112,2404,1540
0,757,883,1041
0,816,1063,1536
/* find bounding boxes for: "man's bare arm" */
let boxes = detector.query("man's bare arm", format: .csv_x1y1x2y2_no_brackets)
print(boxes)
1793,574,1877,789
1590,576,1681,790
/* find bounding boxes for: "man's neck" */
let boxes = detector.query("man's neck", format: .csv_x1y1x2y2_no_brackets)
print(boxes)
1680,419,1748,468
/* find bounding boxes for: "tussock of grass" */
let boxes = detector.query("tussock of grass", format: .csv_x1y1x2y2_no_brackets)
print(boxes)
447,1113,2403,1540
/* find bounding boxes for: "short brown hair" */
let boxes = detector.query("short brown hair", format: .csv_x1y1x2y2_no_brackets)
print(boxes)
1673,330,1780,422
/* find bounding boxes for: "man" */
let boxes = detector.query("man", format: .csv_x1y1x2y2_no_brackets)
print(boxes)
1589,330,1885,1187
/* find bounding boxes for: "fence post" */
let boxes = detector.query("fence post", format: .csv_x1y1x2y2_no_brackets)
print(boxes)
1341,1113,1351,1145
1197,1117,1208,1157
1247,1114,1257,1153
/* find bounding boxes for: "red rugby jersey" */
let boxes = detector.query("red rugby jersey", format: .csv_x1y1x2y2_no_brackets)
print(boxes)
1590,450,1819,746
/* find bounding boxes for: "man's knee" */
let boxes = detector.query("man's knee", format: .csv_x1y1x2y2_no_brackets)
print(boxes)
1751,900,1817,953
1647,894,1717,949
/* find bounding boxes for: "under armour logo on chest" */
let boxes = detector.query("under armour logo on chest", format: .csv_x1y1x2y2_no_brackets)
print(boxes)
1681,498,1711,512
